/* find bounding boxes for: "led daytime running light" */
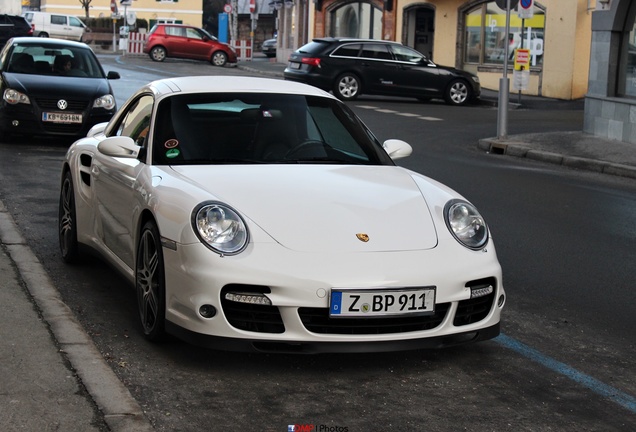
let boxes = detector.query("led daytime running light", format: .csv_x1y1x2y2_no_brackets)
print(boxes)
470,285,494,298
225,292,272,305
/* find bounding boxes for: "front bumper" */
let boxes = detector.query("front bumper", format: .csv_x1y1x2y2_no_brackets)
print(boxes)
162,239,505,352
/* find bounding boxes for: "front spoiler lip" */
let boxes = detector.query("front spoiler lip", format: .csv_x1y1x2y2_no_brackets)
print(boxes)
165,321,501,354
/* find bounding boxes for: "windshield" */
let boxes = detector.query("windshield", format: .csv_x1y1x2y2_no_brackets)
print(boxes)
151,93,394,166
200,28,217,41
5,42,105,78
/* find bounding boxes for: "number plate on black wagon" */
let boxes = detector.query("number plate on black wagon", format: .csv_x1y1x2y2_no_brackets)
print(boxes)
329,287,436,317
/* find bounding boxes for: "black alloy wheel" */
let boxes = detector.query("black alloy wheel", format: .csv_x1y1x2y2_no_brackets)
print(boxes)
58,170,79,263
136,220,167,341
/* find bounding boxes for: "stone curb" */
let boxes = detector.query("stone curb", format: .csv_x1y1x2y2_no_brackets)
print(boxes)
478,138,636,180
0,200,155,432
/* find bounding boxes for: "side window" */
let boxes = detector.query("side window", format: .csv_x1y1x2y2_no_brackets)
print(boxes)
166,26,185,37
115,95,154,148
332,43,361,58
391,45,424,63
69,17,83,28
51,15,67,26
360,44,391,60
186,28,202,40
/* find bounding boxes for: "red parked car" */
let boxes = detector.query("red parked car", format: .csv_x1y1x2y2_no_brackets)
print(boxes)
143,24,237,67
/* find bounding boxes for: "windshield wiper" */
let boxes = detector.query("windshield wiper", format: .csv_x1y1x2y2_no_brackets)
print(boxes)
277,157,356,164
185,158,267,165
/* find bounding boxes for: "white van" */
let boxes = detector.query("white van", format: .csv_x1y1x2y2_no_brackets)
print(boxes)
23,11,87,42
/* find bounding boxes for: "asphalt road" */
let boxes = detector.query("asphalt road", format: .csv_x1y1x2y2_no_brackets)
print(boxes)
0,55,634,431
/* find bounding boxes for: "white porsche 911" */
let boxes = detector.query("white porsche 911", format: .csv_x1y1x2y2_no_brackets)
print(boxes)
58,76,505,353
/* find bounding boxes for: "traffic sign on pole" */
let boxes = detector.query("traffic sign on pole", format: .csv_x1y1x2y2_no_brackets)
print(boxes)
518,0,534,19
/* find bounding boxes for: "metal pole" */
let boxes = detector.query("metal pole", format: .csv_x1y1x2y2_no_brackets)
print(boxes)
112,18,117,53
518,18,525,104
497,0,511,140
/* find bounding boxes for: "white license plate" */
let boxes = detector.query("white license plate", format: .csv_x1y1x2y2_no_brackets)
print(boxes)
42,112,82,123
329,287,435,317
288,62,301,69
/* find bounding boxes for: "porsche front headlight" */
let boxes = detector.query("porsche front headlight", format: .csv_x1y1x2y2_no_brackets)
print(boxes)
192,202,248,255
444,199,488,250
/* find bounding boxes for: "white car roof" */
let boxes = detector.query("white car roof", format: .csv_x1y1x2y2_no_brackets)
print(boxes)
146,76,334,99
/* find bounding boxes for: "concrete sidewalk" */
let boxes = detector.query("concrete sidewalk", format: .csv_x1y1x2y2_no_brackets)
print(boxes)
0,200,153,432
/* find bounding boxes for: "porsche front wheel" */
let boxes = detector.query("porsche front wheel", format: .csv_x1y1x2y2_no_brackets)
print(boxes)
58,171,79,263
136,220,167,341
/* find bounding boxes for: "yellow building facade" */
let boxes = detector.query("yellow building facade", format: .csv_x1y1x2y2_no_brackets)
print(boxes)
38,0,202,28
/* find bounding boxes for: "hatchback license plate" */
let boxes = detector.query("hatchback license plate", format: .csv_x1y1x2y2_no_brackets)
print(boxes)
288,62,301,69
330,287,435,317
43,112,82,123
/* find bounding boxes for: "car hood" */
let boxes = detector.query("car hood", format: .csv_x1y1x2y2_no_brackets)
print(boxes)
170,165,439,253
2,72,112,98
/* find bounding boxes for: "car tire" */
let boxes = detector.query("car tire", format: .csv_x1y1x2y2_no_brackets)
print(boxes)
445,79,471,106
149,46,167,62
333,73,361,101
58,170,80,263
211,51,228,67
38,32,49,38
136,220,167,342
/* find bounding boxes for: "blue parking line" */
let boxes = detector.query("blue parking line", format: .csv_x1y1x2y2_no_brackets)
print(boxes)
495,333,636,414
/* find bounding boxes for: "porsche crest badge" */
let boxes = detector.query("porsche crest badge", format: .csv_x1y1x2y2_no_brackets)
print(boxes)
356,233,369,242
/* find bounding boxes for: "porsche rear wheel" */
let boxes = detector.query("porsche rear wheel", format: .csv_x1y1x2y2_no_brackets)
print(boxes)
58,171,79,263
136,220,167,341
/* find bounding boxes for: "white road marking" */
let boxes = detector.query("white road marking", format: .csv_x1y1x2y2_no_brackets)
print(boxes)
355,105,443,122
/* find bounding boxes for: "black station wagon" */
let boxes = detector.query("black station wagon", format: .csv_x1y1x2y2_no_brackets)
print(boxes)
284,38,481,106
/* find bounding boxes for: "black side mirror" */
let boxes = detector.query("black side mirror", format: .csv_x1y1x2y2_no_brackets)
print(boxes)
107,71,121,80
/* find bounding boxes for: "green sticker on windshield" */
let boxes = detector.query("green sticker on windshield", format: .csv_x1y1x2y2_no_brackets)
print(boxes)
166,148,180,158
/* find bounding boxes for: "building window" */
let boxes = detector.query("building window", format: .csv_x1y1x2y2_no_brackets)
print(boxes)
620,2,636,98
464,1,545,67
329,2,381,39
